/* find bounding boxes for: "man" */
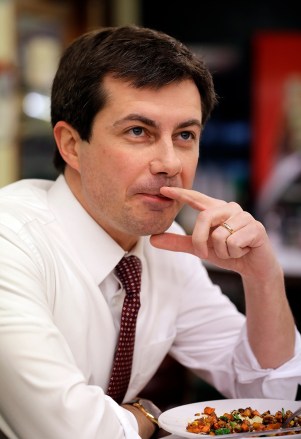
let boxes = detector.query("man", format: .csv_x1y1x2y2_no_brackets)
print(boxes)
0,25,300,439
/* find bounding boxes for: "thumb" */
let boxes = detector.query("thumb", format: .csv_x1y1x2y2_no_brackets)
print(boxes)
150,233,195,254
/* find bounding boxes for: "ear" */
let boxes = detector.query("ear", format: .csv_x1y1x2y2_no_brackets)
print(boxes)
53,121,82,172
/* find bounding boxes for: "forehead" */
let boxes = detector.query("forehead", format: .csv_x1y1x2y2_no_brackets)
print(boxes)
99,74,202,125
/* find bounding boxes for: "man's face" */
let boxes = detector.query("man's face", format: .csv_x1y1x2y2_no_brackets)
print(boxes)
71,75,202,249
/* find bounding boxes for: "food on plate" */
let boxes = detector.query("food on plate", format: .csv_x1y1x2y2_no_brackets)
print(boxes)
186,406,301,435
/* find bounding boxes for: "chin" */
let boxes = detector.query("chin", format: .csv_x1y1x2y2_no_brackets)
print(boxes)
120,208,177,237
136,218,175,237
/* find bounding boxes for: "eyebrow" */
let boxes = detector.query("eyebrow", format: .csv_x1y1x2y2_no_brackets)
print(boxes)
176,119,202,130
113,114,158,128
113,113,202,130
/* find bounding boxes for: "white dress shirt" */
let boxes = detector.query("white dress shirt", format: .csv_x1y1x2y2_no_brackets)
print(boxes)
0,175,300,439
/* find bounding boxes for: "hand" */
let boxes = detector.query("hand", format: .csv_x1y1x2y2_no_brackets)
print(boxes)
150,186,280,281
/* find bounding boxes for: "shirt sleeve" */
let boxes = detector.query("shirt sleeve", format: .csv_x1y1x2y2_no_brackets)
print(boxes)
168,251,301,400
0,226,140,439
232,323,301,399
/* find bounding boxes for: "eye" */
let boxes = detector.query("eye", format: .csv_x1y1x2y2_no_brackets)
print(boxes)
129,126,144,136
180,131,194,140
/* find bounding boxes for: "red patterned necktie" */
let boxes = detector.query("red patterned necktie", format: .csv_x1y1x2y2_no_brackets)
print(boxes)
107,255,142,404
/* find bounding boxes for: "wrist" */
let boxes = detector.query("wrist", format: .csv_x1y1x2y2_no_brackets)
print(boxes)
123,398,162,439
123,403,157,439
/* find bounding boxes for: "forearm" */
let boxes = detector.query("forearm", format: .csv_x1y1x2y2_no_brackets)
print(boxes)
242,264,295,369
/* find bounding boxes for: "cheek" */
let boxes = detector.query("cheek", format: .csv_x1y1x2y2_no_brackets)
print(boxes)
181,154,199,184
79,145,114,176
82,150,135,194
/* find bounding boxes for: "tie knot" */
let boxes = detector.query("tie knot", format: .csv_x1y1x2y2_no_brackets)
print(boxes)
115,255,142,295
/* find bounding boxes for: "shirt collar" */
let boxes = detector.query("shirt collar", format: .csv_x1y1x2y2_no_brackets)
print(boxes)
47,175,143,285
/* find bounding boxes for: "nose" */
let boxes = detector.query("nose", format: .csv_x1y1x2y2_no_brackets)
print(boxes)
149,141,182,177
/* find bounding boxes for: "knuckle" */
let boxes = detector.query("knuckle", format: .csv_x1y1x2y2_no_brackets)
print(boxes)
197,210,211,223
255,220,265,232
242,211,253,221
228,201,242,211
211,227,223,241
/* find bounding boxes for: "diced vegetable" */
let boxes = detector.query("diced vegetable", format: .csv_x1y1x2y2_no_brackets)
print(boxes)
186,406,301,436
215,428,231,435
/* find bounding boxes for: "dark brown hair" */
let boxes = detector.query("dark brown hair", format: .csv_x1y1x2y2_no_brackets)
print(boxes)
51,25,217,172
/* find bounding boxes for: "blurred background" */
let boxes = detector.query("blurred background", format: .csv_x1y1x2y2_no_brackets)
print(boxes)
1,0,300,406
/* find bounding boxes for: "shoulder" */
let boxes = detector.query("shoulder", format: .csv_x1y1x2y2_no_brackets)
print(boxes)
0,179,54,232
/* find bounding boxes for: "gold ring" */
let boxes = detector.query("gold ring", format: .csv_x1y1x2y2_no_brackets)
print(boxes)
222,222,234,235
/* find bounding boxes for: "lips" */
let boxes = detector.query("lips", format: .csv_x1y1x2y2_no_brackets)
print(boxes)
128,178,180,201
138,191,172,200
130,187,176,211
155,193,172,200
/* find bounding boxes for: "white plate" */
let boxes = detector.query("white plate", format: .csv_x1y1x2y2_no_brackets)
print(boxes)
158,398,301,438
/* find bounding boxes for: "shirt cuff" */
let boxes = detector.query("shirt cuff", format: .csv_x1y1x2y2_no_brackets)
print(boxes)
104,396,140,439
233,324,301,399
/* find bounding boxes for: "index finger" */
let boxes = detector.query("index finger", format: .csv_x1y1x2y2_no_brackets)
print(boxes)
160,186,225,211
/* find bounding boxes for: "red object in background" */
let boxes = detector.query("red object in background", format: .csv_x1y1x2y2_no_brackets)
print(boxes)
252,32,301,194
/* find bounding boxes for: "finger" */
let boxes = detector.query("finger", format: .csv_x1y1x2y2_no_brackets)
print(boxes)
150,233,195,254
226,236,251,259
160,186,226,211
190,203,243,256
211,212,257,259
226,219,266,257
